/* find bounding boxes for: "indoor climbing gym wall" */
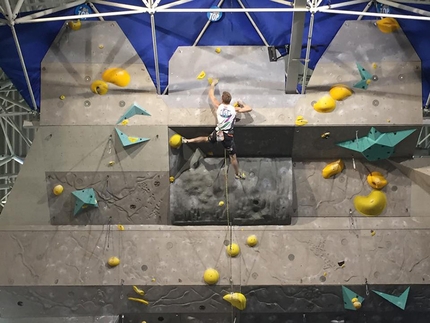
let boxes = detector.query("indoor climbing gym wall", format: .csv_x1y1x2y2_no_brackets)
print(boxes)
1,18,430,323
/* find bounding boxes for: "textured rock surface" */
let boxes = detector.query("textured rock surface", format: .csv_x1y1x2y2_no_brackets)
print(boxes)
170,158,294,225
47,172,169,225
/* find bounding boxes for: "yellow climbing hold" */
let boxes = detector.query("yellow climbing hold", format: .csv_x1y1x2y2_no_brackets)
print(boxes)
102,68,131,87
121,119,129,125
59,95,66,100
169,134,182,149
322,159,344,179
117,224,125,231
246,235,258,247
223,292,247,310
169,176,175,183
203,268,220,285
329,84,352,101
108,161,115,166
372,63,378,69
226,243,240,257
219,201,225,207
107,256,120,267
371,230,376,236
351,297,358,303
90,80,109,95
353,301,362,309
68,20,81,31
295,116,308,126
313,95,336,113
208,77,213,85
366,79,371,85
133,285,145,296
215,47,221,53
53,185,64,196
128,137,138,143
197,71,206,79
367,171,388,190
354,190,387,216
376,17,400,34
128,297,149,305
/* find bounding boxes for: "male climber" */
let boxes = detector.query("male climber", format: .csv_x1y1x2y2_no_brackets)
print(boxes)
182,79,252,179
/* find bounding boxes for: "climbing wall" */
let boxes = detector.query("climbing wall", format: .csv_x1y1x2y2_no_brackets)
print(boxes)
1,19,430,323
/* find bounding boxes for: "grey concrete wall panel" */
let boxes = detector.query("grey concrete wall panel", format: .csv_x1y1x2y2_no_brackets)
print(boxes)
0,317,119,323
41,21,168,126
40,126,169,172
167,46,298,109
170,158,293,225
170,126,295,158
47,172,169,225
296,21,422,126
318,21,419,64
170,125,418,159
1,284,430,320
292,125,420,160
0,125,168,225
294,160,410,217
8,225,430,287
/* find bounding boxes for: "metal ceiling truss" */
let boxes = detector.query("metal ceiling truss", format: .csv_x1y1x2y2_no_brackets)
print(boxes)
0,69,36,212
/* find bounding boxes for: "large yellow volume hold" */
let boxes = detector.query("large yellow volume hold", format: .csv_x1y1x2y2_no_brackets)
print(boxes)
313,95,336,113
223,292,247,310
376,18,400,33
322,159,344,179
90,80,109,95
329,85,353,101
367,172,388,190
102,68,131,87
354,190,387,216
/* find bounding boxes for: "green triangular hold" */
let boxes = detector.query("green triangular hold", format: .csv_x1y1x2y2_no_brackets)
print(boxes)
72,188,98,216
353,79,369,90
375,129,416,147
336,137,374,153
115,127,150,147
117,102,151,124
353,63,372,90
342,286,365,311
356,63,372,80
372,287,410,310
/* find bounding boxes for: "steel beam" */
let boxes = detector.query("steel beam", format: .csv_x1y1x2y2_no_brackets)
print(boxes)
377,0,430,16
87,2,105,21
12,0,24,18
15,0,86,22
285,0,307,94
149,0,161,94
3,0,38,110
237,0,269,46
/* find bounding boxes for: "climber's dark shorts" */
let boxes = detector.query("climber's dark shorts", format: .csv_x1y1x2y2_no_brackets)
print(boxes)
208,130,236,156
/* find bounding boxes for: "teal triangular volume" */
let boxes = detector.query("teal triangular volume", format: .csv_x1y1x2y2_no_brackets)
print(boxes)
353,63,372,90
375,129,416,147
117,102,151,124
115,127,150,147
372,287,410,310
353,79,369,90
342,286,365,311
72,188,98,216
336,137,373,153
356,63,372,80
